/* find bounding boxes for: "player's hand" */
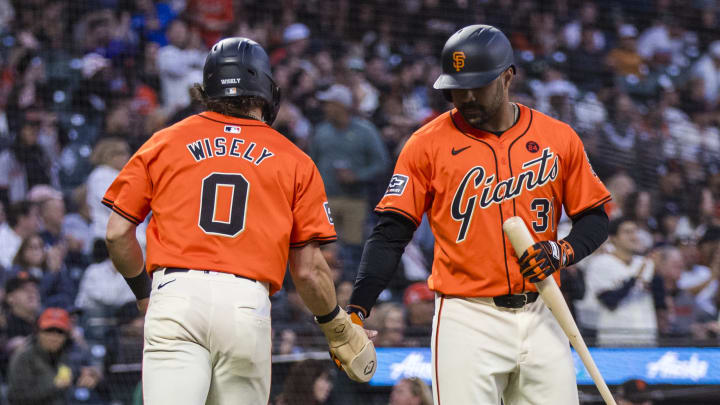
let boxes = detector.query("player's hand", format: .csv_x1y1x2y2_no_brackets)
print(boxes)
317,310,377,383
519,240,574,283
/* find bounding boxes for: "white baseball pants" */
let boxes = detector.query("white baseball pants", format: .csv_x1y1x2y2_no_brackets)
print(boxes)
431,294,579,405
142,269,272,405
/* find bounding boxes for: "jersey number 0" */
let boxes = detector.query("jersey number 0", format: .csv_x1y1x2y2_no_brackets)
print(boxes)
198,173,249,237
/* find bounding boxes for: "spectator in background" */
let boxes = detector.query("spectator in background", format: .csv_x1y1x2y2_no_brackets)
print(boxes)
7,307,102,405
74,239,136,342
622,191,656,252
655,245,695,340
86,138,130,241
32,186,66,247
130,0,177,46
599,93,645,174
275,359,334,405
614,378,653,405
678,227,720,324
604,171,636,218
606,24,645,79
311,84,389,271
185,0,233,48
690,41,720,108
0,109,56,204
389,377,433,405
2,272,40,366
364,302,406,348
403,282,434,338
561,1,604,51
156,18,205,115
585,217,663,346
275,23,311,66
566,25,608,93
11,234,74,309
0,201,40,269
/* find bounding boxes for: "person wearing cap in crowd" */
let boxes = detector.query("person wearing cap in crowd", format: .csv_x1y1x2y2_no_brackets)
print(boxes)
310,84,389,274
606,24,645,78
403,282,435,337
271,23,312,65
615,379,653,405
2,272,41,359
7,307,103,405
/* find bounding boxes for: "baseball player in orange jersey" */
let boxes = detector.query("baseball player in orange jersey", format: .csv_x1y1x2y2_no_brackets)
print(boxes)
348,25,612,404
104,38,376,405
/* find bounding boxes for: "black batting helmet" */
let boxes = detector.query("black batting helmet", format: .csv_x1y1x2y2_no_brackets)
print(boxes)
202,37,281,125
433,24,514,98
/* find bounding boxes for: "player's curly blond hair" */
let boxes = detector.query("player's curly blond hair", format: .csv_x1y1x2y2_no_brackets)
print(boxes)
191,84,267,120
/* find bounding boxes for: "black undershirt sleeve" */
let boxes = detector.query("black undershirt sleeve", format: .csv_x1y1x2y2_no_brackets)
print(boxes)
563,205,609,265
597,277,637,311
348,212,417,317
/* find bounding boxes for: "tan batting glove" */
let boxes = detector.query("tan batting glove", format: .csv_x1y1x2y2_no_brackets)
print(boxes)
317,310,377,383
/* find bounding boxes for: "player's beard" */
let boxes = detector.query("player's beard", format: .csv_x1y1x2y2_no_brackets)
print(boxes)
458,81,504,129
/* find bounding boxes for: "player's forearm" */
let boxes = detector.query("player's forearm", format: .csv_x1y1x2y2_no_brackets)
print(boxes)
349,212,416,316
288,244,337,316
563,205,609,264
105,213,145,278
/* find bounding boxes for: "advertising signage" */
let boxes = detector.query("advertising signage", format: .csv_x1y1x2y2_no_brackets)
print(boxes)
370,347,720,386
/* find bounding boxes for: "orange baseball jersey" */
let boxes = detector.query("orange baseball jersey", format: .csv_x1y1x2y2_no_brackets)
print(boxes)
103,112,336,294
377,104,611,297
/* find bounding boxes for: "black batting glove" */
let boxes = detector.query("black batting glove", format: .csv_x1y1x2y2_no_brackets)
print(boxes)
518,240,575,283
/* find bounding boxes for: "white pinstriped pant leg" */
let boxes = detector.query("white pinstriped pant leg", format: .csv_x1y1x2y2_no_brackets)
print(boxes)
142,269,271,405
431,295,578,405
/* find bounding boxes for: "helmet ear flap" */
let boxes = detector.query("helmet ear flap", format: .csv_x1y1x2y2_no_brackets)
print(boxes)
263,82,281,125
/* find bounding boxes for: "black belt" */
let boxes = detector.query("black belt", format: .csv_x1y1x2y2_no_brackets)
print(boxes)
164,267,256,283
492,292,539,308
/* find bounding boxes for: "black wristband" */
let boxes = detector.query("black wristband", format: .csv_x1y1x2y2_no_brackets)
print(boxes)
315,305,341,324
124,271,152,300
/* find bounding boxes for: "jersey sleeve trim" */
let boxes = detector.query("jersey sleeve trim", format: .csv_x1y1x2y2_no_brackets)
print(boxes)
568,194,612,218
289,235,338,248
101,198,114,209
374,206,420,226
110,205,142,226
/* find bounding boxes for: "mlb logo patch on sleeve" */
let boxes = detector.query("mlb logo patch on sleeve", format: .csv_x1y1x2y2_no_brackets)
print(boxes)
323,202,334,225
385,174,409,196
224,125,242,134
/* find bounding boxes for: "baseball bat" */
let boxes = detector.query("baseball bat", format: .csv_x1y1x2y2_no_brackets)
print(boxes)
502,216,617,405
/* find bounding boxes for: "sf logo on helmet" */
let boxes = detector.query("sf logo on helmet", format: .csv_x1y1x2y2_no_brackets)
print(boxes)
453,51,465,72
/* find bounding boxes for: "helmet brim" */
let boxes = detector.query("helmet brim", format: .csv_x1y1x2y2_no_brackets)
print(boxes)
432,66,509,90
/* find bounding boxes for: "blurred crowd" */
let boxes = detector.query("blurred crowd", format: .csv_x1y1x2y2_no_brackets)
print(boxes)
0,0,718,403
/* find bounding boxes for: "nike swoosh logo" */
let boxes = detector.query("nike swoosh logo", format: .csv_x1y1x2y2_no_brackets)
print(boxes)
451,146,471,155
158,279,176,290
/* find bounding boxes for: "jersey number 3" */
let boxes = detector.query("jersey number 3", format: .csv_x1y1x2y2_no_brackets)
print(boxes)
530,197,555,233
198,173,249,237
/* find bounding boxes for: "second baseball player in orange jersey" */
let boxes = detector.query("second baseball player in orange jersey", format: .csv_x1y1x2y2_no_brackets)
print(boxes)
376,101,609,297
348,25,611,405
